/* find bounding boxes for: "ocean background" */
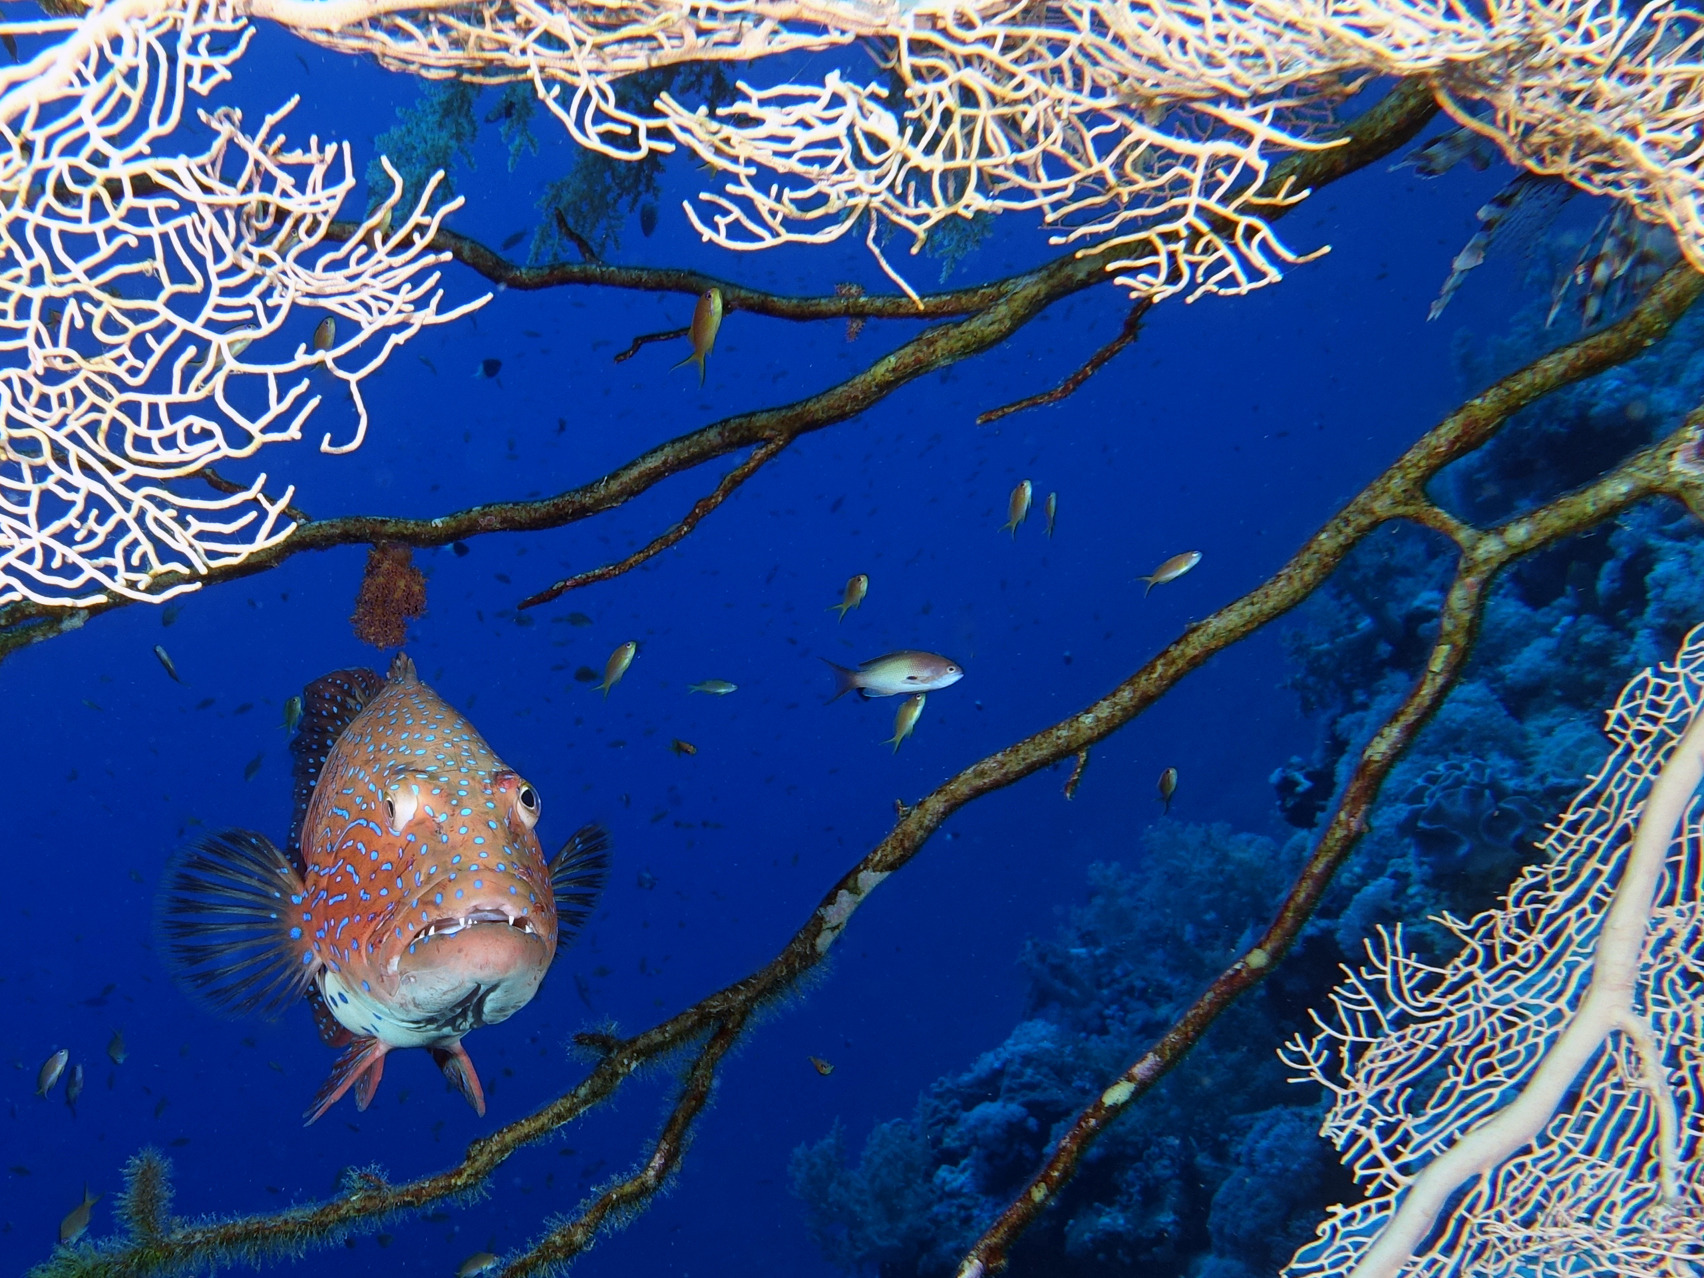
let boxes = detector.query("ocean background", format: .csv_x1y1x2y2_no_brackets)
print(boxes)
0,25,1662,1278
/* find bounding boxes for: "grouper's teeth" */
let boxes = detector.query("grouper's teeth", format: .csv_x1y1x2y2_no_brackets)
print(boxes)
412,909,538,946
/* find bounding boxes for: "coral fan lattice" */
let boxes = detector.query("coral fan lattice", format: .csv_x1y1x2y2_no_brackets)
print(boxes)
272,0,1704,302
1285,627,1704,1278
0,0,479,606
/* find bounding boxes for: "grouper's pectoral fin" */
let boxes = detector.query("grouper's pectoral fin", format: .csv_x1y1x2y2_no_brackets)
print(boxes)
430,1041,487,1117
304,1036,389,1126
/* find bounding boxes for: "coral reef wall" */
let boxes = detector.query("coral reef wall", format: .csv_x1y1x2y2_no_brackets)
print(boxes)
792,292,1704,1277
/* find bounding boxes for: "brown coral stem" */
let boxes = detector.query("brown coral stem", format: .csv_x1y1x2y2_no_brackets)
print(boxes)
976,298,1152,425
517,438,788,608
502,1015,746,1276
612,324,691,364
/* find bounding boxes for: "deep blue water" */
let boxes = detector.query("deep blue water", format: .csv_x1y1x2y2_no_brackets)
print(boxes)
0,27,1578,1278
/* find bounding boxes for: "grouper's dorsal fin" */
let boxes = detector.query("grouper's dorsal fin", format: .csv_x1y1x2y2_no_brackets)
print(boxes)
287,666,387,862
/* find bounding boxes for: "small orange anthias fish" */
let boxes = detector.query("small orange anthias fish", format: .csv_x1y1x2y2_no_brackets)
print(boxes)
673,286,724,386
161,654,610,1125
1138,550,1202,596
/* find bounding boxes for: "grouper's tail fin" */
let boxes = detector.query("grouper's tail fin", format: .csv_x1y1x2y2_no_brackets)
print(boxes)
158,829,317,1019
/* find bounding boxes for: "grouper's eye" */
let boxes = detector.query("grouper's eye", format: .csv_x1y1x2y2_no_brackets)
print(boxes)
515,783,541,829
384,787,420,833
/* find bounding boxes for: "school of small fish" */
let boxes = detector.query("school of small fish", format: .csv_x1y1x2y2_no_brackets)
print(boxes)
19,312,1222,1250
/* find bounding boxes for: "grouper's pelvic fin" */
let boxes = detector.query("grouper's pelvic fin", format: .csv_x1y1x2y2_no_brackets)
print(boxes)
431,1041,488,1117
305,1036,390,1126
158,828,317,1018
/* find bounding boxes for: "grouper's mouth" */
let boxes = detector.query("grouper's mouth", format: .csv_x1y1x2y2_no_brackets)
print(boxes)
409,906,541,947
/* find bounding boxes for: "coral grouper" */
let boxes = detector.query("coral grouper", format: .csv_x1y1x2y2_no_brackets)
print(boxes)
160,654,609,1123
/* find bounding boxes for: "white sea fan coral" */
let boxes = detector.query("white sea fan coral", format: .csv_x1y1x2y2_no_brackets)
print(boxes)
1283,625,1704,1278
0,0,481,606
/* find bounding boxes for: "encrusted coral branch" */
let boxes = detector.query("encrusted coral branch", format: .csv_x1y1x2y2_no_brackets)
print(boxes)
976,299,1153,425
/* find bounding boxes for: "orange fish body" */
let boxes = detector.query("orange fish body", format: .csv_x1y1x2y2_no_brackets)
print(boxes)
1138,550,1202,596
162,654,608,1124
671,287,724,386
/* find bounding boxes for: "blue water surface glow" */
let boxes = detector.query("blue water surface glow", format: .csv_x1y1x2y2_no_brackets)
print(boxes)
4,16,1698,1278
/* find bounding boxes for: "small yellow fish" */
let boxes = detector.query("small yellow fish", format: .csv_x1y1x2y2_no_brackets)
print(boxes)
458,1253,501,1278
884,692,926,752
1001,480,1033,538
153,644,180,682
107,1031,127,1066
599,641,638,697
59,1186,98,1245
672,287,724,386
830,573,868,622
1139,550,1202,595
65,1064,84,1113
1158,766,1178,814
1044,492,1058,538
198,328,257,375
37,1049,67,1097
670,739,697,757
808,1056,835,1076
312,316,336,353
282,695,304,733
687,680,737,695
